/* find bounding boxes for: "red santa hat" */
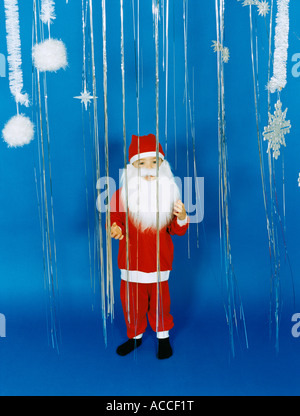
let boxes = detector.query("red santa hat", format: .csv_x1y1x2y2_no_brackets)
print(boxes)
128,134,165,164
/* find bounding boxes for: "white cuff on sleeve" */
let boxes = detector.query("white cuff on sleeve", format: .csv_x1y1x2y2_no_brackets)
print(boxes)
177,216,188,227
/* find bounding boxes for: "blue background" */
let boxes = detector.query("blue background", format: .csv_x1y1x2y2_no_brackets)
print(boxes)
0,0,300,396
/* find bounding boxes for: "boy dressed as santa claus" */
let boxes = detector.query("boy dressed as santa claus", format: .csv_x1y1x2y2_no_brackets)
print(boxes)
109,134,189,359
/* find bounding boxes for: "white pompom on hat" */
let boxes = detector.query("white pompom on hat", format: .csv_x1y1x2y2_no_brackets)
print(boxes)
32,38,68,72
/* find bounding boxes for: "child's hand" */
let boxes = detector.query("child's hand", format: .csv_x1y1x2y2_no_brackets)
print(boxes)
173,200,187,221
111,222,124,240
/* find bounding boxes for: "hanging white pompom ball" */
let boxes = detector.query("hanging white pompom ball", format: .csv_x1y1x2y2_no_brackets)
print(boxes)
2,114,35,148
32,38,68,72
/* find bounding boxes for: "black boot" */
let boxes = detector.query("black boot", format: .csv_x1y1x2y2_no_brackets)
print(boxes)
157,337,173,359
116,338,142,356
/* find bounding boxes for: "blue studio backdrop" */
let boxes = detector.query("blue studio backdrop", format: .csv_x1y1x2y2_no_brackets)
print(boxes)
0,0,300,396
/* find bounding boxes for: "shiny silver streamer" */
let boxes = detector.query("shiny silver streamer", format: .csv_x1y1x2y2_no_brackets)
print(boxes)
88,0,106,343
132,0,140,138
246,1,294,353
215,0,248,358
191,70,200,248
101,0,114,322
172,2,178,170
183,0,202,251
131,1,141,293
249,3,281,351
248,4,279,349
33,0,60,352
183,0,191,259
120,0,130,320
131,0,145,338
164,0,169,157
266,3,294,352
79,0,94,298
153,0,162,334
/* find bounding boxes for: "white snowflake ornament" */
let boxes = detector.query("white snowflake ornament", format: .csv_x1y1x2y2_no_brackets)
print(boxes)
257,1,270,16
263,99,291,160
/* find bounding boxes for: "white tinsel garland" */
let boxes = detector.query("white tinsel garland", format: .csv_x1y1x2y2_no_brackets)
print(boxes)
4,0,29,107
40,0,56,25
268,0,290,93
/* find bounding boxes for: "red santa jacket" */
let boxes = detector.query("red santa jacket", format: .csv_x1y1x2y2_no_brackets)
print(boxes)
110,189,189,275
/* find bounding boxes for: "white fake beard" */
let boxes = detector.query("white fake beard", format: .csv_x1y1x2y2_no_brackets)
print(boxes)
120,160,181,231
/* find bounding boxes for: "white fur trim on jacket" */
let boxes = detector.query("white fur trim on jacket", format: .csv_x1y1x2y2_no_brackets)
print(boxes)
121,270,170,283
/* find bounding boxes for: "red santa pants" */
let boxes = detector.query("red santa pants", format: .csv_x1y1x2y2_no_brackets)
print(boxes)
120,280,174,339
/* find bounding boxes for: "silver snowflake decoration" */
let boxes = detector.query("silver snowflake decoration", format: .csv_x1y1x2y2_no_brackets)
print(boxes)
222,47,230,63
263,99,291,160
237,0,270,17
74,87,97,111
212,41,230,63
212,41,221,53
257,1,270,16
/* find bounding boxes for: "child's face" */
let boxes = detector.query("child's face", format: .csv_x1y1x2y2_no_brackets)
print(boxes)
132,156,163,181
